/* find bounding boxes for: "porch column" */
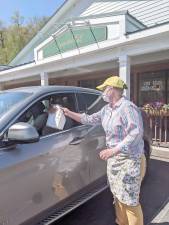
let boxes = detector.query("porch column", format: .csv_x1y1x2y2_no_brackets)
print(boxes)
40,72,49,86
119,55,130,99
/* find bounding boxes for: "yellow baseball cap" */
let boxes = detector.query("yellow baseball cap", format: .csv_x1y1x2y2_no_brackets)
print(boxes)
96,76,128,90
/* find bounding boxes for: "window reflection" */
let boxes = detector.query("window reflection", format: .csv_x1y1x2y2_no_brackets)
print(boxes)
139,72,166,106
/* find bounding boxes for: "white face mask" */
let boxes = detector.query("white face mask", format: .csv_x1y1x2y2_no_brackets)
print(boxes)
102,93,110,102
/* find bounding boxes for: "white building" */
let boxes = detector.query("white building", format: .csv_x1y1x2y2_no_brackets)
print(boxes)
0,0,169,106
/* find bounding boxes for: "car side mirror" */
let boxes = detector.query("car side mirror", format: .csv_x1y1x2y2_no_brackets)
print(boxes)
8,122,39,144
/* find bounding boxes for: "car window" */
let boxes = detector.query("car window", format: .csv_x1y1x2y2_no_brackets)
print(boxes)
0,91,32,117
76,93,106,114
16,92,78,136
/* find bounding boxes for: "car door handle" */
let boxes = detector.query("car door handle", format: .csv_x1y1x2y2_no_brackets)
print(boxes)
69,137,84,145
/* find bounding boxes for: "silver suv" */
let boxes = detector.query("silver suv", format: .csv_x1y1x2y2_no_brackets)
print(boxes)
0,86,151,225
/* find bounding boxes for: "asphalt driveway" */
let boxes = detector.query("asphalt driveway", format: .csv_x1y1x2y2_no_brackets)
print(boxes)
55,157,169,225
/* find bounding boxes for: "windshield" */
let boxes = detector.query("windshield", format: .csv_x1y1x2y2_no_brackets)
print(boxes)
0,91,32,117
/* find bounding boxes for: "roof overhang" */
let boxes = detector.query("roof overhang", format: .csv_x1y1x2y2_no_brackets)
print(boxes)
1,22,169,82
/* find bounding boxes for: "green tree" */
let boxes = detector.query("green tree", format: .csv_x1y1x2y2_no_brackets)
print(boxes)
27,16,49,37
11,11,24,28
0,11,48,64
0,20,8,64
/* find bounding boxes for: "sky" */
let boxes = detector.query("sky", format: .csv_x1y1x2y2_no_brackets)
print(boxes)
0,0,66,25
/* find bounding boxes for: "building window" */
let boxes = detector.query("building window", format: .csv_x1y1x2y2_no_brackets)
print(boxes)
130,73,135,103
138,71,166,106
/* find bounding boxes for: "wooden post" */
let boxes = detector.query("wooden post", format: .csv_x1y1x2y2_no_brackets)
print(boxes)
164,116,167,143
159,116,162,143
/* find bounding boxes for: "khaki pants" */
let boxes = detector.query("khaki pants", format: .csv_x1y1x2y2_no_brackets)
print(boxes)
115,155,146,225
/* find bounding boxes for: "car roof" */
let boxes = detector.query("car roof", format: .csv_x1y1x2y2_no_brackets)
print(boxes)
4,85,101,95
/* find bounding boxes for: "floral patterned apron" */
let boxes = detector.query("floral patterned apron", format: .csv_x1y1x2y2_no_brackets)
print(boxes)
107,155,142,206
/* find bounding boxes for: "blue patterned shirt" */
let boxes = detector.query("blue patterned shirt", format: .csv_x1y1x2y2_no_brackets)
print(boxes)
81,96,144,159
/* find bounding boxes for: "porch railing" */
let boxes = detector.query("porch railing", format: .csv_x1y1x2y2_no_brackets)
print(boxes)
147,114,169,147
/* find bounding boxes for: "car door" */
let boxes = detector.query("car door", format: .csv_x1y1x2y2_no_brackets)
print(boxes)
0,91,90,225
76,92,107,183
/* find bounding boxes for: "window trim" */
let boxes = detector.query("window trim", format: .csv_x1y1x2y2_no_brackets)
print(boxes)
40,124,87,140
75,91,101,113
1,91,78,141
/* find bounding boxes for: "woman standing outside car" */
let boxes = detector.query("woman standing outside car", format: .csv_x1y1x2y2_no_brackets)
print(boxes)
63,76,146,225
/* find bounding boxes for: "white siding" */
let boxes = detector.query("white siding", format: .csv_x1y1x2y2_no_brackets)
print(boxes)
80,0,169,27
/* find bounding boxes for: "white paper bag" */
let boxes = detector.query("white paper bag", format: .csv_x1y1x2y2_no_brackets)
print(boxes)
46,105,66,130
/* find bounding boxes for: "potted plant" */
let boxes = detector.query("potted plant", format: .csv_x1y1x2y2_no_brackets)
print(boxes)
161,104,169,116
